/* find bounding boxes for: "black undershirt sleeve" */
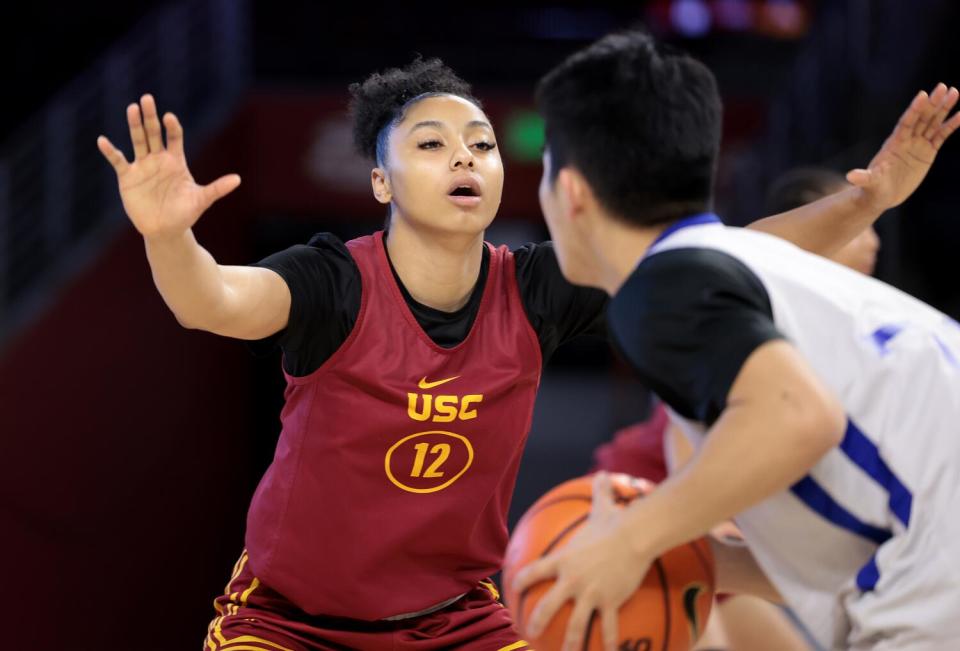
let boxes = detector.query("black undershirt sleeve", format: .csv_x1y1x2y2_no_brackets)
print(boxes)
248,233,361,377
250,236,609,376
607,248,784,426
513,241,609,361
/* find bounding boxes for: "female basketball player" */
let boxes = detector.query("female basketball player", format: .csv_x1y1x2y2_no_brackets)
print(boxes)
97,56,940,650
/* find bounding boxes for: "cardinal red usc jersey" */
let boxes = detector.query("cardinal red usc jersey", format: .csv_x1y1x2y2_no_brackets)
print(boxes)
245,231,542,620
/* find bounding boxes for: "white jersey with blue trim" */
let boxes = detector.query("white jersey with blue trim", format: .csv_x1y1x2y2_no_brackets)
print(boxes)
649,218,960,649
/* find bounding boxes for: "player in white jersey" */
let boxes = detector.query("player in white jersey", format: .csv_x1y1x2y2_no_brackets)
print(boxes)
513,31,960,651
647,220,960,649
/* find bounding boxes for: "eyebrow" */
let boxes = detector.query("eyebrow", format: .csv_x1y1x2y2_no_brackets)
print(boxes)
408,119,493,134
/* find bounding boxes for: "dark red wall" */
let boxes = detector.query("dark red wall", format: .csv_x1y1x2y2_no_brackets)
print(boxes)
0,121,261,649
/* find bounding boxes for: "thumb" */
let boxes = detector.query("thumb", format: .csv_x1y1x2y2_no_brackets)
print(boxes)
591,471,617,519
200,173,242,209
512,556,559,594
846,168,873,188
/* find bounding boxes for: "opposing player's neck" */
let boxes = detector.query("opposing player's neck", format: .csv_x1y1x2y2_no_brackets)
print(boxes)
384,218,485,313
591,218,668,296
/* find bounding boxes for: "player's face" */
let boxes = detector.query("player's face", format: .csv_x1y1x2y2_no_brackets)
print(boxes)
381,95,503,236
832,226,880,275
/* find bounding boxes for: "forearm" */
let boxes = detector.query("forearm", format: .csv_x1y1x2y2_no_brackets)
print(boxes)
620,401,837,571
666,424,781,601
708,537,783,603
747,186,881,258
144,229,230,329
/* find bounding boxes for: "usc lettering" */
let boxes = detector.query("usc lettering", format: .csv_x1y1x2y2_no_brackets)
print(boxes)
407,393,483,422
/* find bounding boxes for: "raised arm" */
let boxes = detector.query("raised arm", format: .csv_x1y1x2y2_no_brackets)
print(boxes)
748,83,960,257
98,94,290,339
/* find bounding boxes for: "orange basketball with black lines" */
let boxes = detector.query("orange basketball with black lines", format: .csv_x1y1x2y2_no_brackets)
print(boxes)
503,474,715,651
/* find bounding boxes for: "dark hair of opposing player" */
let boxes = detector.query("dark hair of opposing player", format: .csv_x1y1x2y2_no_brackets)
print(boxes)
764,167,848,214
348,56,482,167
536,30,723,227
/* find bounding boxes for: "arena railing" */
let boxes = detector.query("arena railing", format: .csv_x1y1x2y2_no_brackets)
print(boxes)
0,0,250,349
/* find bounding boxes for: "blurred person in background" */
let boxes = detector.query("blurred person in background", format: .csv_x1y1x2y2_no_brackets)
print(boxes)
765,168,881,276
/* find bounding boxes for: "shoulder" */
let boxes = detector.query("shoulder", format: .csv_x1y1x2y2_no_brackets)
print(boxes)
614,247,772,320
249,231,361,319
253,232,357,278
610,247,783,425
300,232,355,262
511,240,578,293
510,239,607,308
638,246,767,287
609,246,778,378
508,240,608,357
511,240,557,267
246,232,362,368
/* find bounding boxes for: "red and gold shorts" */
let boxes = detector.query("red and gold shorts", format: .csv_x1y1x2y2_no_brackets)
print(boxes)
203,551,532,651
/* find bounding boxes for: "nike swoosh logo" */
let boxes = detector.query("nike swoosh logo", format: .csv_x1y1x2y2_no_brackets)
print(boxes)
682,584,704,639
418,375,461,390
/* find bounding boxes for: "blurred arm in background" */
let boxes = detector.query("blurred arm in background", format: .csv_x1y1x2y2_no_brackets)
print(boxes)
749,83,960,257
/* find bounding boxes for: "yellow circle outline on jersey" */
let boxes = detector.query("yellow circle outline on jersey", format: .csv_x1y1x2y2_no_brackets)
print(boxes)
384,430,475,494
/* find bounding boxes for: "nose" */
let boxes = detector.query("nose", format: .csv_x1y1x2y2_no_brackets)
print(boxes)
450,143,475,170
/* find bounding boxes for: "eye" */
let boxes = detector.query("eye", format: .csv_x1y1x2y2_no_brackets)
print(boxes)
418,140,443,150
473,141,497,151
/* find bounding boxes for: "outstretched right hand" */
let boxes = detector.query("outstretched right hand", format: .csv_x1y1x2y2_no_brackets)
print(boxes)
97,94,240,241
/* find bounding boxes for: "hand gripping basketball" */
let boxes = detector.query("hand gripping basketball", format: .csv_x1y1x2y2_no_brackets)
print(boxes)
504,473,715,651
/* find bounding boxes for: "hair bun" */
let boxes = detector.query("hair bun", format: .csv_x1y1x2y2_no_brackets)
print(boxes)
349,57,478,162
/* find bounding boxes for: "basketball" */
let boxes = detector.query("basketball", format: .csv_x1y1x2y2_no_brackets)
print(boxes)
503,474,716,651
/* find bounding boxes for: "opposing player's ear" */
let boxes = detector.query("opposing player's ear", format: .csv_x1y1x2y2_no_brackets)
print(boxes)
556,167,589,220
371,167,392,205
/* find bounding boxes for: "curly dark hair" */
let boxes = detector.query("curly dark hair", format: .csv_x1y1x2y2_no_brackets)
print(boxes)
348,57,481,165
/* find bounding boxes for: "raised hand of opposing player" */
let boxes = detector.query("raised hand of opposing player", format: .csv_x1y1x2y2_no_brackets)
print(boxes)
97,94,241,241
847,83,960,210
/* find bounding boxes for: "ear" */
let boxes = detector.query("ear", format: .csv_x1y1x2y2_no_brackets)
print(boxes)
371,167,392,205
556,167,589,220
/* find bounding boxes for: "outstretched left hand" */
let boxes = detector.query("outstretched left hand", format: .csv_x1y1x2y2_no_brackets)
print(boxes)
512,473,653,651
848,83,960,211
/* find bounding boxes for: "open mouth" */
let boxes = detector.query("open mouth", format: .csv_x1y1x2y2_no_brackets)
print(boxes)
449,185,479,197
447,178,483,207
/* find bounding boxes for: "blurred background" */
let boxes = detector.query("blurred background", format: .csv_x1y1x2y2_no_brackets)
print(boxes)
1,1,957,648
